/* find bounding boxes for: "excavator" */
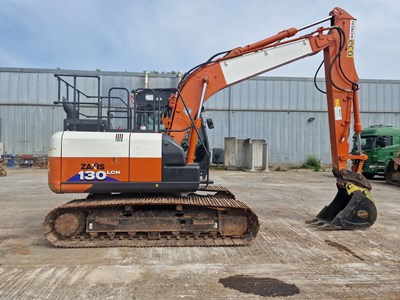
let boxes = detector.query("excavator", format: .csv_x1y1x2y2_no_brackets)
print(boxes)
44,7,377,247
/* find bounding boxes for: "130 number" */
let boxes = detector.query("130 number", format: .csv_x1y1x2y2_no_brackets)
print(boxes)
78,171,107,181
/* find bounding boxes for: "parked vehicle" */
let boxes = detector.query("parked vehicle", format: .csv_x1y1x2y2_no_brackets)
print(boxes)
353,125,400,179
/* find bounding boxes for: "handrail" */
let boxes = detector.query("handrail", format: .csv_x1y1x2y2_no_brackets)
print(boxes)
107,87,131,130
54,74,132,132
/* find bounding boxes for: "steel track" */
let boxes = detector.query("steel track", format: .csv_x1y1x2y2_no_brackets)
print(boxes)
43,186,259,248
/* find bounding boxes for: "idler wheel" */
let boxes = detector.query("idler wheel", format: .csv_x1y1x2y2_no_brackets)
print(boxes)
54,212,84,237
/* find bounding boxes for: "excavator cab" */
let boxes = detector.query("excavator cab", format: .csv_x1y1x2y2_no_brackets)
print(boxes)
133,88,212,181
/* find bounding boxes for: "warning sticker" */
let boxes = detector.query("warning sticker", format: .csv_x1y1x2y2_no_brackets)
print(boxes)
334,99,342,120
334,107,342,121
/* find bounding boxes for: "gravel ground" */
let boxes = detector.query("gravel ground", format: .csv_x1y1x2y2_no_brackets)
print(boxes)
0,168,399,299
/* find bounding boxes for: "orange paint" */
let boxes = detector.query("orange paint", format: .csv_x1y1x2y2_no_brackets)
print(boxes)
130,158,162,182
61,184,94,193
166,63,228,145
59,157,129,183
49,156,131,193
49,155,162,192
48,157,62,193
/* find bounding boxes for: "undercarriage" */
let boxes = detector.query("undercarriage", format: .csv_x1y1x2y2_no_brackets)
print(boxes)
43,186,259,247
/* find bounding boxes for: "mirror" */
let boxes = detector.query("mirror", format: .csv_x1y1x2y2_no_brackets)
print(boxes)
206,118,214,129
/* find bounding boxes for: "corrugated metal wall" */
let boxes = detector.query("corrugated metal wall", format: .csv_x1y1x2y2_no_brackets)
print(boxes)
205,77,400,164
1,68,399,164
0,68,178,155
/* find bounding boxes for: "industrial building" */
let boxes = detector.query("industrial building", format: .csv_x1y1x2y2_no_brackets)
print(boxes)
0,67,399,164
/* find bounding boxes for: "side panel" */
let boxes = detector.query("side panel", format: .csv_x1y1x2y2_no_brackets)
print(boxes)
61,132,130,188
54,131,130,193
129,133,162,182
61,131,130,158
48,132,63,193
48,131,164,193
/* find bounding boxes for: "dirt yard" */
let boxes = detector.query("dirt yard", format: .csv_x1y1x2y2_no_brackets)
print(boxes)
0,168,399,299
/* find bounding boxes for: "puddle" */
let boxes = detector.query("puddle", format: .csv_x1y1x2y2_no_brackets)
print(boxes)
219,275,300,297
325,240,364,261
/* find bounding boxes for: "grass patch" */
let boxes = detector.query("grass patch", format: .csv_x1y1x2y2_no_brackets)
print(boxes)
274,166,287,171
301,155,321,171
210,165,225,170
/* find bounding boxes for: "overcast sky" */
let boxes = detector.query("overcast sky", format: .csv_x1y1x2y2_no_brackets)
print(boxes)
0,0,399,80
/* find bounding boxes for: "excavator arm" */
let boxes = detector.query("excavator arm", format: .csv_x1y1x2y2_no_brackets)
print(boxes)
164,8,363,170
163,7,377,229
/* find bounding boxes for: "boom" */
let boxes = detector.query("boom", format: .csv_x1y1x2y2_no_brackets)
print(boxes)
163,7,366,174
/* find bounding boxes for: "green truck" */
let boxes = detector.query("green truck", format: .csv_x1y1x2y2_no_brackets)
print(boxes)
353,125,400,179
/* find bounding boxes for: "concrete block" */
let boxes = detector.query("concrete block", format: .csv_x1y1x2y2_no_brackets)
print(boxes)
224,137,268,172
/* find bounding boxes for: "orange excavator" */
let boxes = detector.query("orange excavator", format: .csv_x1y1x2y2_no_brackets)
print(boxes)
44,7,377,247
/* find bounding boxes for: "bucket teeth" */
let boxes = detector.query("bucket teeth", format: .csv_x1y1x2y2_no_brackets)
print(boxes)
306,219,342,230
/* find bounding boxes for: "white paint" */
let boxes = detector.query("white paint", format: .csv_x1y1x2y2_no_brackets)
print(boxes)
220,39,314,85
130,133,162,158
54,131,130,158
48,132,63,157
49,131,162,158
